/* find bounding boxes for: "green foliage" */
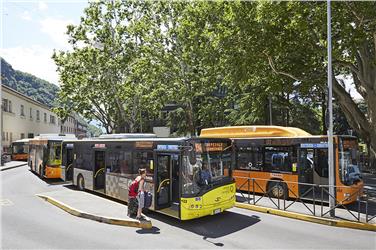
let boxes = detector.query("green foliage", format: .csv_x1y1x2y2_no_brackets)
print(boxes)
87,124,103,137
1,57,59,107
54,0,376,154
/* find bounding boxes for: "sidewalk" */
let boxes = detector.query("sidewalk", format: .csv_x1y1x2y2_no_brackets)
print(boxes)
37,188,152,229
236,192,376,231
0,161,28,171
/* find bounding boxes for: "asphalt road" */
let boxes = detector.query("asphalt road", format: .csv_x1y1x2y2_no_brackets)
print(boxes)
1,166,375,249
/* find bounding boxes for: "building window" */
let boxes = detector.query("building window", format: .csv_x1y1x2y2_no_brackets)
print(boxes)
28,133,34,138
6,132,8,141
1,132,4,141
2,99,7,111
20,133,25,139
10,132,12,142
29,107,33,119
44,113,47,123
2,98,12,113
20,104,25,116
50,115,56,124
36,110,40,121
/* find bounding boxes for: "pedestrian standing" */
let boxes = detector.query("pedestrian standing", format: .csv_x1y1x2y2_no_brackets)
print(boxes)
135,168,146,220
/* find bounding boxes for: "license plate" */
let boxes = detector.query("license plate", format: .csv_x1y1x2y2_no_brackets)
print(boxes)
214,208,221,214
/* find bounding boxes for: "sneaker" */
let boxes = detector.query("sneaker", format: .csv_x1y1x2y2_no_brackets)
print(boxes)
136,215,146,221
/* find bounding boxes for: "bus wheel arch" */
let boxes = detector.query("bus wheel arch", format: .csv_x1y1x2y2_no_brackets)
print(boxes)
267,179,288,199
77,174,85,191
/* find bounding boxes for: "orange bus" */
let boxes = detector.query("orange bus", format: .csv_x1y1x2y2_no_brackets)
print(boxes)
11,139,30,161
200,126,364,204
29,134,77,179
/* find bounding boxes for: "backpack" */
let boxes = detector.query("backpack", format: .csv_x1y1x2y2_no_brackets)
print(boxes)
128,179,140,198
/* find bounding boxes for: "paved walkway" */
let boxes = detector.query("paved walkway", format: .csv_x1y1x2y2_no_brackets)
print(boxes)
36,188,152,229
0,161,28,171
236,192,376,225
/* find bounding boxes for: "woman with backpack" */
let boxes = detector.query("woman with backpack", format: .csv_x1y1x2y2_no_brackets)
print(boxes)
128,168,147,220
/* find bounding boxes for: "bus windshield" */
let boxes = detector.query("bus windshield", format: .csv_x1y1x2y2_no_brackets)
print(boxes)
48,141,62,166
339,138,362,185
182,141,232,196
12,143,28,154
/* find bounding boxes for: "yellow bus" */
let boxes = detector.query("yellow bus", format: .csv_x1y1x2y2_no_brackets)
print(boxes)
11,139,30,161
71,135,236,220
200,126,364,205
29,134,77,179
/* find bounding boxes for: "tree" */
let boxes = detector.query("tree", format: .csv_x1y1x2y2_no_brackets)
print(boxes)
53,0,164,133
217,1,376,167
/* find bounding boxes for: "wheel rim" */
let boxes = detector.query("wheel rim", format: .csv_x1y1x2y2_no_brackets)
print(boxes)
272,185,284,198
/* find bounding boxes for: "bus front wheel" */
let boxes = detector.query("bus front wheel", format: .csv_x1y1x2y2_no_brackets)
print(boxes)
77,175,85,191
268,181,287,199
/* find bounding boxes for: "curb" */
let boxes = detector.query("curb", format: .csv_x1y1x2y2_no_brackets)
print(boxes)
235,202,376,232
36,194,152,229
0,163,28,171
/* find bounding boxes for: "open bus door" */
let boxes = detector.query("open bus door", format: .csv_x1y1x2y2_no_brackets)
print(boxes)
154,152,180,218
298,144,330,201
61,143,74,181
93,150,105,192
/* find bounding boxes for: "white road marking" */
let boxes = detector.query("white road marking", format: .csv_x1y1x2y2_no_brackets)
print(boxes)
0,199,14,206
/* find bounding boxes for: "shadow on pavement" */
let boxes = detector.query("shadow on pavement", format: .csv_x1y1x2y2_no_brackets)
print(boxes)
136,226,161,234
145,209,260,239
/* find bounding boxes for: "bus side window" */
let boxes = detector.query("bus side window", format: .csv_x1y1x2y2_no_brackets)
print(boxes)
264,146,292,172
236,146,263,171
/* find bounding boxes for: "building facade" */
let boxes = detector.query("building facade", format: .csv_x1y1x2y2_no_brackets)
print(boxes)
60,115,88,139
1,85,60,151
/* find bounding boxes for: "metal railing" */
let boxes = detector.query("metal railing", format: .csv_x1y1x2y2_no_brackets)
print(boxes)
235,176,376,224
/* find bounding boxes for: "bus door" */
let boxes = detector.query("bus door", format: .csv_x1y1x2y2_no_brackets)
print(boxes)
155,153,180,213
299,144,330,200
93,150,105,192
62,144,74,181
298,148,314,198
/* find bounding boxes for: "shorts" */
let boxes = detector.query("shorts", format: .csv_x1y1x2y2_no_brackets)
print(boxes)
137,191,145,209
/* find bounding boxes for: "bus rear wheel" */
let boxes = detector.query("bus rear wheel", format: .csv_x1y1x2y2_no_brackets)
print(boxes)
268,181,287,199
77,175,85,191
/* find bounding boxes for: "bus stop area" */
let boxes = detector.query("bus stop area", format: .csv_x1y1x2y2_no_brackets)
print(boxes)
36,187,152,229
235,181,376,231
34,183,376,232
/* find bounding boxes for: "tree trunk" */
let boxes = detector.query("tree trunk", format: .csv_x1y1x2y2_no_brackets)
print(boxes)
332,77,376,169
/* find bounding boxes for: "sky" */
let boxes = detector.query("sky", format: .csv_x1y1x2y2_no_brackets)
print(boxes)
1,0,363,101
1,0,89,85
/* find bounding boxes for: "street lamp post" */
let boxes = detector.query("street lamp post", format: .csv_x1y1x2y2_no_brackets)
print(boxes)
327,0,336,216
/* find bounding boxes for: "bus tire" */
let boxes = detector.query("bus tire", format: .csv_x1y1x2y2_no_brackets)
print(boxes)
268,181,287,199
39,165,44,178
77,175,85,191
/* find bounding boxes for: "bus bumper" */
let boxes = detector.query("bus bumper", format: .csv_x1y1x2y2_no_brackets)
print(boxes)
45,165,62,179
180,183,236,220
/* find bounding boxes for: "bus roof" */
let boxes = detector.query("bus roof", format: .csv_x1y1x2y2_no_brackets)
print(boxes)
200,126,312,138
73,137,189,143
98,133,157,139
29,134,77,143
12,138,31,144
